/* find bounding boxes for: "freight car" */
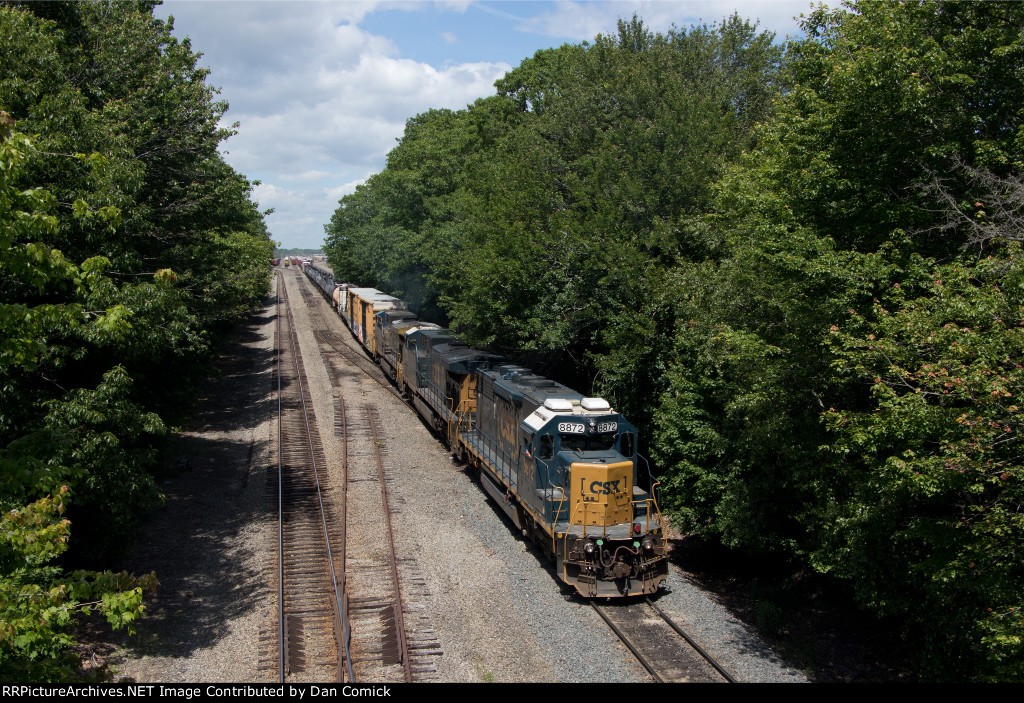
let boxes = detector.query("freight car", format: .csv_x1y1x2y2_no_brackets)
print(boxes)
301,264,668,597
344,287,408,356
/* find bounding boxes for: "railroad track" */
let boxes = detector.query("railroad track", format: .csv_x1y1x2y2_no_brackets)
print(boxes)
342,404,440,681
268,272,348,682
294,271,440,682
592,597,736,683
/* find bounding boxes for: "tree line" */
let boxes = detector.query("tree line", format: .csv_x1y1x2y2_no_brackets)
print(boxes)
325,1,1023,680
1,1,272,680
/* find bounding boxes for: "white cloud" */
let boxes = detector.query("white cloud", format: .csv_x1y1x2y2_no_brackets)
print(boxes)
157,1,511,248
516,1,833,43
280,170,333,182
327,176,373,201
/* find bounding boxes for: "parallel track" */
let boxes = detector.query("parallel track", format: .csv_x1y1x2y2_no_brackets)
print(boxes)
272,272,349,682
297,280,407,403
294,271,440,681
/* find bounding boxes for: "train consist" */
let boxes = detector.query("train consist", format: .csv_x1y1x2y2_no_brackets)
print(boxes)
301,260,669,598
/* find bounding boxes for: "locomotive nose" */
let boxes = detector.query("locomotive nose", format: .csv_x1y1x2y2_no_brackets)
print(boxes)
569,460,634,526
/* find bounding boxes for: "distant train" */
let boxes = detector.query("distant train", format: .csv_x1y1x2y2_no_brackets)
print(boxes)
302,260,668,597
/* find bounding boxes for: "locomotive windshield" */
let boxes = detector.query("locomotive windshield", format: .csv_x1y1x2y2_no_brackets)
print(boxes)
559,431,617,453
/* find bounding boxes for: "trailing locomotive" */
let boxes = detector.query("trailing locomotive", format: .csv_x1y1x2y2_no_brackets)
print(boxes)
302,263,668,598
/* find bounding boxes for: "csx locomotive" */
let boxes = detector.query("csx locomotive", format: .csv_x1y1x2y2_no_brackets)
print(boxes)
302,261,668,597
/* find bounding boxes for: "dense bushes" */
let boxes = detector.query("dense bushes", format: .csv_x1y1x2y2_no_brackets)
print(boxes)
0,1,272,680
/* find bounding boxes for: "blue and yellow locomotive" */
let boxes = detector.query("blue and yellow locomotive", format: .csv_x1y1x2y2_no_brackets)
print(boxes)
467,366,668,597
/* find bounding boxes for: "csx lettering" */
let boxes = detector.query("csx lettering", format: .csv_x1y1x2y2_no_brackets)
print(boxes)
500,418,515,444
589,480,621,495
522,458,535,486
499,401,516,445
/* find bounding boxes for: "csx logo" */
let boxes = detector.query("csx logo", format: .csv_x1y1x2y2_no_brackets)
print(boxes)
590,480,621,495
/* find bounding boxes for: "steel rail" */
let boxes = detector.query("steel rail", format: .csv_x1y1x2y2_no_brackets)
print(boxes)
313,326,407,402
367,405,413,682
645,597,736,683
288,271,357,682
590,602,665,683
336,393,353,682
285,276,351,684
297,271,430,682
276,273,284,683
295,274,408,403
593,598,736,684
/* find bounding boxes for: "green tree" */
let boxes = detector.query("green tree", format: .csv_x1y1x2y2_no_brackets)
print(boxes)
1,0,272,678
823,245,1024,679
0,122,157,682
651,0,1024,679
441,15,783,374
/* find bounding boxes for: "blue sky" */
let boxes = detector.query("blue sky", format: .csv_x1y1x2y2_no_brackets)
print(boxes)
155,1,832,250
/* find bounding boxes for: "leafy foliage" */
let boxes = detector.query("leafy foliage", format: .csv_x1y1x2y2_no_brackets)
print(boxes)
822,250,1024,677
1,1,272,680
650,0,1024,679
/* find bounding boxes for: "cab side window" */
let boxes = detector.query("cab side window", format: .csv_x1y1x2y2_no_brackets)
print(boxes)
539,434,554,460
621,432,636,458
522,432,535,455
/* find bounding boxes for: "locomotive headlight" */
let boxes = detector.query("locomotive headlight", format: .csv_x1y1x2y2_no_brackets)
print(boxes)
583,541,597,557
641,537,654,552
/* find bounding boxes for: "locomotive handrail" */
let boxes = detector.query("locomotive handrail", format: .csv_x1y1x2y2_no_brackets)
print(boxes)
549,480,573,564
568,496,592,540
629,497,664,548
445,396,469,446
452,398,471,446
548,481,568,538
637,453,660,505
